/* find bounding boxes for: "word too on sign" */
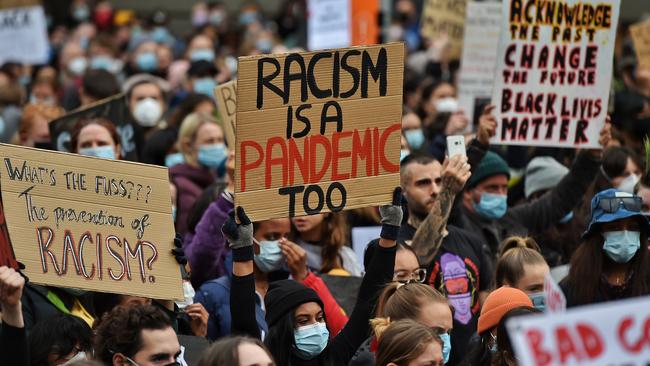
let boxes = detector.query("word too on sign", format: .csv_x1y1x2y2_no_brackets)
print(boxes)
235,43,404,221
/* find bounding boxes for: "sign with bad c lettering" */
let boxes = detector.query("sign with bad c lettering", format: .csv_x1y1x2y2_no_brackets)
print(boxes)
507,296,650,365
491,0,620,148
235,43,404,221
0,144,183,300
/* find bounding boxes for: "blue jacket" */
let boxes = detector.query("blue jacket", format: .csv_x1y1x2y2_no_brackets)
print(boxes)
194,255,268,341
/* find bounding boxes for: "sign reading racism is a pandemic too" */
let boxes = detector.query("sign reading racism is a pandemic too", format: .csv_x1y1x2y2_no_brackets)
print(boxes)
0,144,183,300
235,43,403,221
491,0,620,148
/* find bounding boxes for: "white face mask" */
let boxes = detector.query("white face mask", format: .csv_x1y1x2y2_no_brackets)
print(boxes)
133,98,163,127
61,351,87,365
617,174,640,194
434,97,459,113
67,56,88,76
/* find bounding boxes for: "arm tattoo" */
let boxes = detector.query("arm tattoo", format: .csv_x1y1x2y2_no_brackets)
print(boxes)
411,175,461,266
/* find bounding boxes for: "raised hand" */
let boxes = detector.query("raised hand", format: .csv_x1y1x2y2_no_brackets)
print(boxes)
0,266,25,327
379,187,403,244
477,104,497,146
186,303,209,338
280,238,308,281
442,155,471,196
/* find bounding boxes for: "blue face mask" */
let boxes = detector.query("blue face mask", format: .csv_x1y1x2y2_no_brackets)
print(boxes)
404,129,425,149
136,52,158,71
400,149,410,162
239,11,258,25
473,193,507,220
529,292,546,312
190,48,215,62
602,230,640,263
152,27,171,44
165,152,185,168
194,78,217,97
294,322,329,358
172,206,177,222
440,332,451,364
559,211,574,224
198,143,227,168
256,39,273,53
90,56,114,71
79,146,116,160
253,240,284,272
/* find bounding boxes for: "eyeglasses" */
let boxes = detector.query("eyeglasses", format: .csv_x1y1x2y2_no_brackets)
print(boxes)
597,196,642,213
393,268,427,284
124,355,180,366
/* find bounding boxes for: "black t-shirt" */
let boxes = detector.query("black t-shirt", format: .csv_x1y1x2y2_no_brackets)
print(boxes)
399,223,493,366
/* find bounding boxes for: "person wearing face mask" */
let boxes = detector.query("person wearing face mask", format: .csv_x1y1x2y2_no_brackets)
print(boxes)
401,112,425,152
124,74,169,134
350,282,452,366
15,103,64,149
28,314,93,366
461,287,533,366
127,38,163,76
71,118,121,160
194,215,348,341
560,189,650,307
226,188,401,366
495,237,550,312
374,319,445,366
187,60,219,98
170,112,225,234
456,120,611,260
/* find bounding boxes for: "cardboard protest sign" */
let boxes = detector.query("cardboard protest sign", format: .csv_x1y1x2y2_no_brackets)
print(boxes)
49,94,144,162
307,0,351,51
0,193,19,269
458,2,502,128
0,0,48,65
214,80,237,147
0,144,183,299
420,0,467,60
507,296,650,365
630,20,650,70
491,0,620,148
543,272,566,313
235,43,404,221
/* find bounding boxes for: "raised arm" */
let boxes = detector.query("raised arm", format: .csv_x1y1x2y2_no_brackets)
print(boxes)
222,207,260,339
0,266,28,366
412,155,471,266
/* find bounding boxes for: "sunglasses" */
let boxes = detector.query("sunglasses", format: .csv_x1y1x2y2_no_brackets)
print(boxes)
597,196,642,213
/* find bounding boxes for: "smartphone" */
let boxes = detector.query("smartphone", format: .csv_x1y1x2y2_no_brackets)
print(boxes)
446,135,467,158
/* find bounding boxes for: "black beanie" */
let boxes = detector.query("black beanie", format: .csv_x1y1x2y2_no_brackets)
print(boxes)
264,280,324,327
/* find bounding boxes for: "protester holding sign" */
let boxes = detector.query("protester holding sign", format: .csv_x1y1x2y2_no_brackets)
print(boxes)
561,189,650,307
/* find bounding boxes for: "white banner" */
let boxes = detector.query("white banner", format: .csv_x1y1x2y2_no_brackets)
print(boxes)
490,0,620,148
307,0,351,51
507,296,650,366
0,5,48,64
458,2,501,128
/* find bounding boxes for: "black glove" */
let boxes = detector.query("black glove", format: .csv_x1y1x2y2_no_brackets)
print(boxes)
171,234,187,265
221,207,254,262
379,187,403,241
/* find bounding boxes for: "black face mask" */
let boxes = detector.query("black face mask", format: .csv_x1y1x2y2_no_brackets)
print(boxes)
34,141,54,150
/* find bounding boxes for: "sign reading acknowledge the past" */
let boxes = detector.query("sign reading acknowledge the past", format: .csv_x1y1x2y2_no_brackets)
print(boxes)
214,80,238,146
630,20,650,70
507,296,650,365
235,43,403,221
491,0,620,148
420,0,467,60
0,144,183,300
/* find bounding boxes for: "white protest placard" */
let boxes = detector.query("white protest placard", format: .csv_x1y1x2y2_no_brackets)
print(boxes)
0,1,48,65
491,0,620,148
543,272,566,313
507,296,650,366
457,2,501,127
307,0,351,51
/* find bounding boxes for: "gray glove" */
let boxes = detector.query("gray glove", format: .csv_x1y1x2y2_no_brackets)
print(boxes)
379,187,403,240
221,207,254,261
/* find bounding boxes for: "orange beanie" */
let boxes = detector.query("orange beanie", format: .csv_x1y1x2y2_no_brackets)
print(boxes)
477,287,533,334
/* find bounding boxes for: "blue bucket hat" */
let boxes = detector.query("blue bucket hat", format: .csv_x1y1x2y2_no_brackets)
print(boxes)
584,188,650,238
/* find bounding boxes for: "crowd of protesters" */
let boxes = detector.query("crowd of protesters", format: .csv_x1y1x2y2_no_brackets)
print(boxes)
1,0,650,365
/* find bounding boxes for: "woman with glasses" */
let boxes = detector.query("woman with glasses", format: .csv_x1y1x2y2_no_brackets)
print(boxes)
393,243,427,284
349,283,452,366
561,189,650,307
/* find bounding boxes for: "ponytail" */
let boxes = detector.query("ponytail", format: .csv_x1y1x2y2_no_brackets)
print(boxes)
496,236,547,287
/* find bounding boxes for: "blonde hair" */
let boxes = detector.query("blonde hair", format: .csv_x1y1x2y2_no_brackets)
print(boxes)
375,319,443,366
496,236,547,287
372,282,448,338
177,112,220,160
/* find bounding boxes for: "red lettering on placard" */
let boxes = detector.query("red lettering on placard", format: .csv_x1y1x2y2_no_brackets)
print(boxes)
526,328,553,366
556,326,582,363
576,323,603,359
240,140,264,192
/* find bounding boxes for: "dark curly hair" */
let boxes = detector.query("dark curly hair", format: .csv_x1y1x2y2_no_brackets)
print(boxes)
94,304,173,364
